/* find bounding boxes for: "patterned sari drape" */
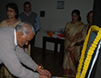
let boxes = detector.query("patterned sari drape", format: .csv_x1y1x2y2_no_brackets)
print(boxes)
63,21,84,77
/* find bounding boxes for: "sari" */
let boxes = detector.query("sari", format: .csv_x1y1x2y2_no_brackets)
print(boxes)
76,24,90,43
63,21,85,77
0,20,30,78
0,20,21,28
82,24,90,39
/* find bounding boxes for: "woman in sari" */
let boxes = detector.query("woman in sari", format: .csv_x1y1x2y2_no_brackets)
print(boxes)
63,9,85,78
82,10,93,39
0,3,21,28
0,3,21,78
0,3,30,78
75,11,93,47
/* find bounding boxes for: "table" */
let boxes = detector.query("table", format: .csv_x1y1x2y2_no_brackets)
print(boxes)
42,36,64,64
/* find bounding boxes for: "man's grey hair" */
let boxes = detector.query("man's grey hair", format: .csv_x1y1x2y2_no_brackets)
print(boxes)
15,22,35,36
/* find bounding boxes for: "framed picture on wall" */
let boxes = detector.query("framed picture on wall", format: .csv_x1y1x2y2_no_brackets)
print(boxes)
57,1,64,9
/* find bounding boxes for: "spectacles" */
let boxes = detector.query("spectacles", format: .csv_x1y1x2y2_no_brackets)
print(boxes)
7,10,15,12
25,7,31,8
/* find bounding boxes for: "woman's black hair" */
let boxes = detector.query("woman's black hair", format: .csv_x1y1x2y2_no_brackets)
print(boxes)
6,3,19,18
71,9,81,21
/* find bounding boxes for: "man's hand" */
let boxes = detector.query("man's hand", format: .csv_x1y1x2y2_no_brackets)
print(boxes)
36,67,51,77
39,74,51,78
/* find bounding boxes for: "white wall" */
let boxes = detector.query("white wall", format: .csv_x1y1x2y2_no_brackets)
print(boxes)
0,0,94,51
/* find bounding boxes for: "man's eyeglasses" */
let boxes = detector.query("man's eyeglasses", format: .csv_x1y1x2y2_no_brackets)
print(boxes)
25,7,31,9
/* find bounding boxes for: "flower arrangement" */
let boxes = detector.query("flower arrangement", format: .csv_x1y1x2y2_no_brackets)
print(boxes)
76,25,101,78
46,31,65,39
46,31,54,37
